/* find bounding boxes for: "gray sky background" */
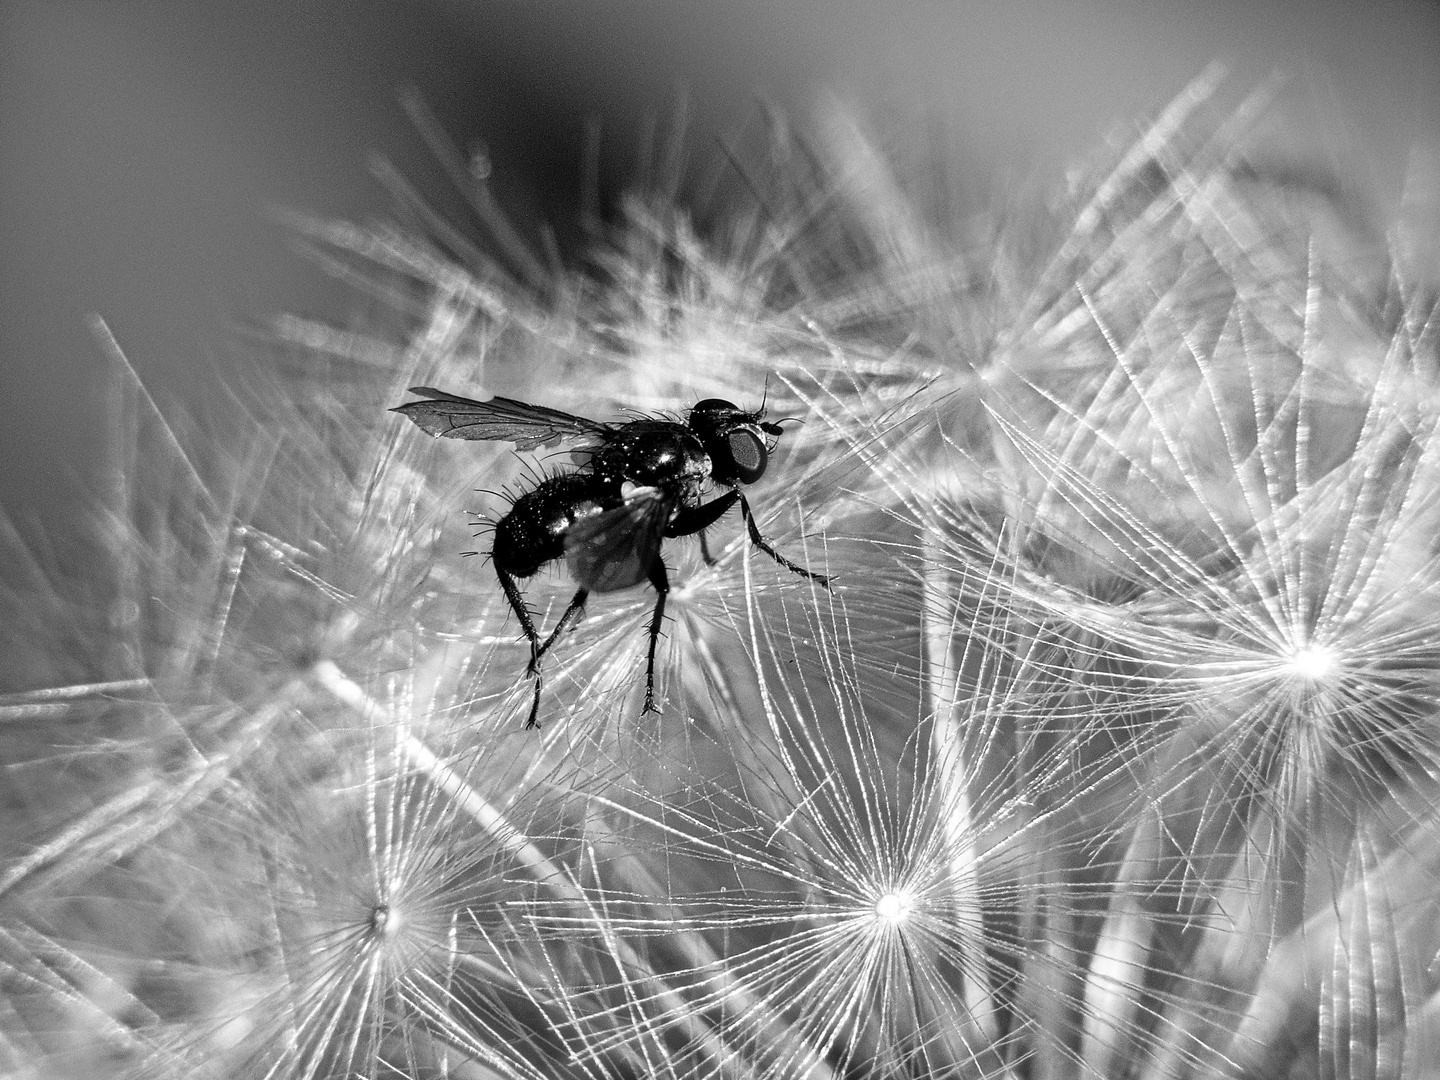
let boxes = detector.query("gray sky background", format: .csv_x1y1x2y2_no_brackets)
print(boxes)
2,0,1436,538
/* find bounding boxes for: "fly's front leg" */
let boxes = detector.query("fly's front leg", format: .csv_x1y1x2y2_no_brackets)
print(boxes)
667,490,740,566
738,492,832,589
642,560,669,714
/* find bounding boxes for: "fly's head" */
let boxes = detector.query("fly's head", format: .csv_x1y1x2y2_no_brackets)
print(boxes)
687,398,790,487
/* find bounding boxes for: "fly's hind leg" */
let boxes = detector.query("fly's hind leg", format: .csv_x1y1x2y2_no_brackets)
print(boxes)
642,560,670,714
532,587,589,673
519,584,587,731
495,565,541,666
496,565,547,729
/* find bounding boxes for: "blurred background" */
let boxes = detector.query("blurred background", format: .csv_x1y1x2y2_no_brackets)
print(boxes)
2,0,1437,541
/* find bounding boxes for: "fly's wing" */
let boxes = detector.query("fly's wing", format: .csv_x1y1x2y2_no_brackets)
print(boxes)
565,486,673,593
392,386,608,451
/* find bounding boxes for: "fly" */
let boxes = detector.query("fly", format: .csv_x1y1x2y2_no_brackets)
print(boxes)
393,386,830,727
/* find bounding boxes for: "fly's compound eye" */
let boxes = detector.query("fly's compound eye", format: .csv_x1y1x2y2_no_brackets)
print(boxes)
727,427,768,485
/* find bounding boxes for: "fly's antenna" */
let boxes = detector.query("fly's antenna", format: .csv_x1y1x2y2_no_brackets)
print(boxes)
757,374,806,433
762,414,803,437
757,374,784,434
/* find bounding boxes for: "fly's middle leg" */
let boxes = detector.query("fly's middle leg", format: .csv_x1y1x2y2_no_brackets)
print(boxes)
642,560,670,714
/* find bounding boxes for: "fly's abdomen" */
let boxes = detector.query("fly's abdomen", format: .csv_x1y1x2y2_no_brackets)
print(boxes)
492,473,614,578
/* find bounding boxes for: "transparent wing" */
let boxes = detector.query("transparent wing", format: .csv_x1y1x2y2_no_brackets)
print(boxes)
391,386,608,450
565,486,673,593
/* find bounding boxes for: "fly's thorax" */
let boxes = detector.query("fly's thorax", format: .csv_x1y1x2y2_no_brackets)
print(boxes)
594,422,711,495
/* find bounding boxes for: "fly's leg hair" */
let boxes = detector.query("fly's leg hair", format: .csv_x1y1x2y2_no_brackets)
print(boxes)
642,559,669,714
738,492,832,589
532,587,589,673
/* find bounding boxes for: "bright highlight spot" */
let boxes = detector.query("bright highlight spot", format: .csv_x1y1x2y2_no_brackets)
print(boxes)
874,891,914,924
370,903,401,938
1286,643,1336,681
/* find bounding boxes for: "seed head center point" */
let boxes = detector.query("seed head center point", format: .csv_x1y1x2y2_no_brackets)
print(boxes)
1287,643,1336,681
875,891,913,923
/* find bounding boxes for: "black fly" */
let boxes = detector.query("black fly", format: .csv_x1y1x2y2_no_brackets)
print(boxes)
392,386,830,727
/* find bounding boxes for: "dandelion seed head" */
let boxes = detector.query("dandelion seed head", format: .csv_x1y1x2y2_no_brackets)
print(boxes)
873,888,915,925
368,902,399,940
1284,642,1337,682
